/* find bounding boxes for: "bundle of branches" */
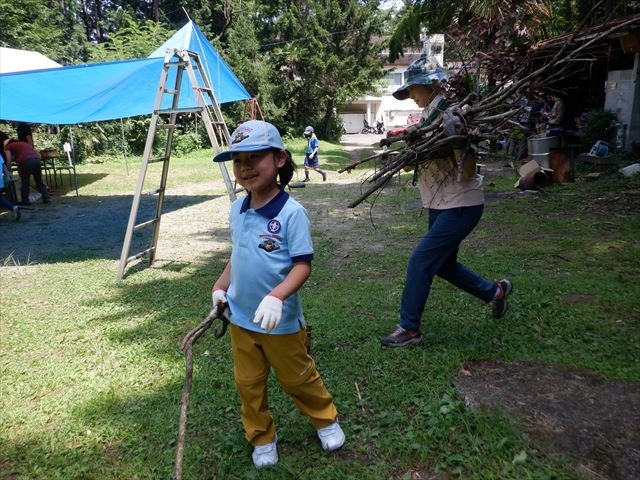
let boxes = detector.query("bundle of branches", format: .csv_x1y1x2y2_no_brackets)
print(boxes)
340,9,639,208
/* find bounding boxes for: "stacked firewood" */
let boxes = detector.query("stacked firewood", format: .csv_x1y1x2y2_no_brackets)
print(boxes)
340,14,638,208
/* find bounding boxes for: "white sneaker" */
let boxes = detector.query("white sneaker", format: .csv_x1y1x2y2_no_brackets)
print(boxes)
317,422,345,451
252,438,278,468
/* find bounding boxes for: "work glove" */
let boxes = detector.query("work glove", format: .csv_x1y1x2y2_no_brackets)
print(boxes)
404,124,420,138
442,108,467,149
253,295,283,332
211,289,227,308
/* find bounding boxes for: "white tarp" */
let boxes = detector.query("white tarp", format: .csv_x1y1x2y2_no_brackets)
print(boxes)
0,47,62,74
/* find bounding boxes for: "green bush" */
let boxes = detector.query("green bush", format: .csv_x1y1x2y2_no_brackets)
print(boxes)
580,109,617,150
172,131,203,156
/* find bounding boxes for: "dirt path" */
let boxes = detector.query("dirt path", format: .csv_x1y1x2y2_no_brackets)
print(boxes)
0,133,392,267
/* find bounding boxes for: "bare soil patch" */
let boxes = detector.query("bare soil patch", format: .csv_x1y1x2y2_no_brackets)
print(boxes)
454,360,640,480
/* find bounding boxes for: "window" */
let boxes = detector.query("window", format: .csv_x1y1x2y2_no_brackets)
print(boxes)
384,71,403,87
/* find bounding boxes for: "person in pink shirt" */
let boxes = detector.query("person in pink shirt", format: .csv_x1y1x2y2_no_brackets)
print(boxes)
1,131,50,205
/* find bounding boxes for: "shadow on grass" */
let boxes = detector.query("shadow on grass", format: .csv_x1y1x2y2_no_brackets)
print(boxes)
0,193,227,266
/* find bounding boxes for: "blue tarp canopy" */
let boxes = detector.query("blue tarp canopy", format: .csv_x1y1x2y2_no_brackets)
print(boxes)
0,21,251,125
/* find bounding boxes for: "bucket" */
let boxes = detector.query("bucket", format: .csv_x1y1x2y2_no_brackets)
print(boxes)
589,140,608,157
527,134,561,155
529,153,550,169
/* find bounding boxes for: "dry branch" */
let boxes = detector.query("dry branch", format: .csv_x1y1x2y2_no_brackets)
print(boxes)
174,305,230,480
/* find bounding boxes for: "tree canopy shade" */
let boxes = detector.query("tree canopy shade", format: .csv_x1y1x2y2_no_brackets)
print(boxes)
0,22,251,125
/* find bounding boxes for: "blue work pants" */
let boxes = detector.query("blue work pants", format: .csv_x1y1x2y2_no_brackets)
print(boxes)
399,205,497,331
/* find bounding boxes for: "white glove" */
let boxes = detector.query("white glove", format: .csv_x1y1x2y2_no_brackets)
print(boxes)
253,295,283,332
211,289,227,308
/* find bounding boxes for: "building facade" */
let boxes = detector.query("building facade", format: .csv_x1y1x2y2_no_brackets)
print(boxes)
339,33,445,133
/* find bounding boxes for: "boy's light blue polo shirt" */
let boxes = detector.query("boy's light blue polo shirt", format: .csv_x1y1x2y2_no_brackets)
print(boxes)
227,189,313,334
306,136,319,156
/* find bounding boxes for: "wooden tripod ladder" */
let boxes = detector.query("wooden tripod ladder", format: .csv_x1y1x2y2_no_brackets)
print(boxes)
117,48,236,280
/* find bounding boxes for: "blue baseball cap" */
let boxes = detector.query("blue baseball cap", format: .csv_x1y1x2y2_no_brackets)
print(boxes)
213,120,285,162
392,55,449,101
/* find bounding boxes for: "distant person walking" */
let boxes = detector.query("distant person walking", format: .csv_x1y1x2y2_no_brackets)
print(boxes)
1,132,50,205
303,126,327,182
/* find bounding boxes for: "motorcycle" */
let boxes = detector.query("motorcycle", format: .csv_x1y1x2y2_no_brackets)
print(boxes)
361,119,376,134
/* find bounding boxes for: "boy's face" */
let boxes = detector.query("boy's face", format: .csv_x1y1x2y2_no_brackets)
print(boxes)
232,150,285,193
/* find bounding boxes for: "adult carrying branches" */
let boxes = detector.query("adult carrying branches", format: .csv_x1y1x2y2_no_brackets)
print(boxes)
378,56,513,348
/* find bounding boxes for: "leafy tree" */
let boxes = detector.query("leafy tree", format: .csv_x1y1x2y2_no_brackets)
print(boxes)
0,0,88,64
217,0,387,139
86,11,174,61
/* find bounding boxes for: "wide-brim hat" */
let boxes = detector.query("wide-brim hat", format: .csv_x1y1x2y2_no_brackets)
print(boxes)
213,120,285,162
392,55,449,101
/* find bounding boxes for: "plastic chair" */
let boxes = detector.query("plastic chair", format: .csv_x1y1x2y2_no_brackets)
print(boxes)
55,142,78,196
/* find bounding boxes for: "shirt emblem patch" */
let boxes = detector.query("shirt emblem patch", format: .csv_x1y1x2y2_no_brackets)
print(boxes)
267,219,281,234
259,239,280,252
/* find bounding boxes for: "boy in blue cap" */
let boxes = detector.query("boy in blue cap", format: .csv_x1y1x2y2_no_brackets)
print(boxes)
303,126,327,182
211,120,345,468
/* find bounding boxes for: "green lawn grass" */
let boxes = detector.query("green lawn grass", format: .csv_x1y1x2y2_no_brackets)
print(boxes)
1,143,638,479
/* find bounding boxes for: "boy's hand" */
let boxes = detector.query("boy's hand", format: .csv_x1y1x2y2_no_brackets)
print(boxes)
253,295,283,332
211,289,227,308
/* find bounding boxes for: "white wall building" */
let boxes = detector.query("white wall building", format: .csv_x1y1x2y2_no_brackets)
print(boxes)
339,33,445,133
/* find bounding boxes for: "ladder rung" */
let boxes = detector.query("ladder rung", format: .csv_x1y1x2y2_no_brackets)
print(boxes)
164,88,179,94
149,156,169,164
195,86,212,92
134,218,160,230
126,247,155,264
157,124,176,130
157,107,202,115
142,188,163,196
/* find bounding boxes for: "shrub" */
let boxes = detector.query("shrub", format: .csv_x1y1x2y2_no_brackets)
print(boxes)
580,109,617,151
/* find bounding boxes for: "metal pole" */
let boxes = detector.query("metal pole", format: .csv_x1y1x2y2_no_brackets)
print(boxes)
120,118,129,176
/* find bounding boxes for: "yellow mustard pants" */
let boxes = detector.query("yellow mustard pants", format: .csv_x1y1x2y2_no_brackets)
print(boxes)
229,323,338,446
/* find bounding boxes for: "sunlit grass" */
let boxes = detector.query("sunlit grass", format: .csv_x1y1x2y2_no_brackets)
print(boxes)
1,143,638,479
